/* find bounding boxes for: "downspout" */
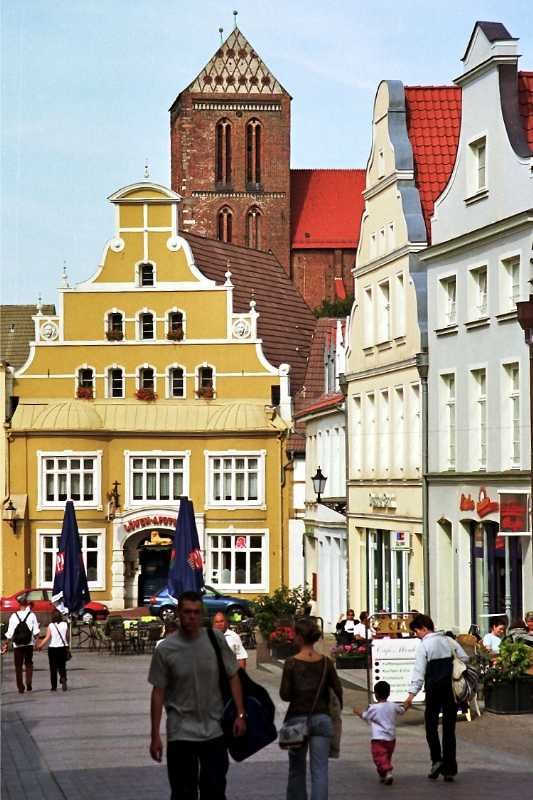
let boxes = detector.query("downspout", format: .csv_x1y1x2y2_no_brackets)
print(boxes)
415,352,430,615
338,374,350,613
280,431,293,588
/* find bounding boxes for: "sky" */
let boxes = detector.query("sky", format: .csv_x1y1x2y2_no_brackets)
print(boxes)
2,1,533,305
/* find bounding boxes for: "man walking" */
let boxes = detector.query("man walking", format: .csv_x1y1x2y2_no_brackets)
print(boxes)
403,614,468,782
149,591,246,800
212,611,248,669
1,596,40,693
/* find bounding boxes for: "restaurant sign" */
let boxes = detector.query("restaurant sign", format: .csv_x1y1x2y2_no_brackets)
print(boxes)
123,514,177,533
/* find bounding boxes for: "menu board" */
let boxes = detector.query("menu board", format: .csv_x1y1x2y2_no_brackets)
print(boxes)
371,637,425,703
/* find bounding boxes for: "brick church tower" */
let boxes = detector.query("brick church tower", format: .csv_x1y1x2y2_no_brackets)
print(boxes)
170,27,291,274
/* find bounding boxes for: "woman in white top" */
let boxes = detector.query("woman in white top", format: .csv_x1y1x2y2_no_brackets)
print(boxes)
37,611,70,691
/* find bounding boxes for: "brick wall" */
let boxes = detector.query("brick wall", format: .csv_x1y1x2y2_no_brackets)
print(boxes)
291,248,356,312
171,92,291,274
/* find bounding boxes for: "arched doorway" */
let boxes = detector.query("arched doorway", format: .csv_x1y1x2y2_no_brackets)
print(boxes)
123,529,173,607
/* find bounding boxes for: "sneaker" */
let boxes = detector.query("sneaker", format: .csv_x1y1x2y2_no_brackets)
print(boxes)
428,762,443,780
384,772,393,785
443,775,455,783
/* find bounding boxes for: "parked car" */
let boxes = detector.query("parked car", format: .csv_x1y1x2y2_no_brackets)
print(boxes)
148,585,254,622
0,588,109,626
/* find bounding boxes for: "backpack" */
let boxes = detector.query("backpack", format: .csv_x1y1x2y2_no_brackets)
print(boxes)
12,611,33,646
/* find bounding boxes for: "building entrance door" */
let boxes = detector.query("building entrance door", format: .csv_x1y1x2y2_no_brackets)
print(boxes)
470,522,524,626
137,530,173,607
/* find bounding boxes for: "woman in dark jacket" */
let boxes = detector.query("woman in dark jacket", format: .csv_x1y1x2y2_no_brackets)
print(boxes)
280,618,343,800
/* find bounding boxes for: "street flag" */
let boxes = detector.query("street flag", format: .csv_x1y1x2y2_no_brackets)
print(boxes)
52,500,91,614
167,497,204,597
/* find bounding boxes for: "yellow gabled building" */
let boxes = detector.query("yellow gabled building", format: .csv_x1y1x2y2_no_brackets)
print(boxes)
3,181,316,609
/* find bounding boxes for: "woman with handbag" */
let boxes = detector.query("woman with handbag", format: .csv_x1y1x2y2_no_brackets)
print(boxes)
279,618,342,800
37,611,70,691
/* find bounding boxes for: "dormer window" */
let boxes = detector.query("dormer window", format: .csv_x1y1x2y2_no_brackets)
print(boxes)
197,365,214,399
139,312,154,340
106,312,124,341
469,137,487,193
139,262,154,287
167,311,184,341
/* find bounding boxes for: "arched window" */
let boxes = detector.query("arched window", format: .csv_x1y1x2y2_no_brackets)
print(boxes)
167,310,184,341
106,312,124,341
76,367,94,399
217,207,233,243
168,366,185,398
215,119,232,185
139,262,154,287
197,365,215,398
139,312,154,340
107,367,124,398
246,206,262,249
138,366,155,391
246,119,262,186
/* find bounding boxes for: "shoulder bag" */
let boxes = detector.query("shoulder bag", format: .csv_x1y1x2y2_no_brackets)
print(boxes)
278,656,328,750
54,623,72,661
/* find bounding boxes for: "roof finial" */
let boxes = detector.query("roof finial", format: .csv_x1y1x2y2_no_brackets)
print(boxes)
36,294,43,315
219,26,224,44
250,288,256,311
61,260,70,289
224,259,233,287
144,159,150,179
233,10,238,29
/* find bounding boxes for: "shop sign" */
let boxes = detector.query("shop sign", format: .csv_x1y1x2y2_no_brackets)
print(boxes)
499,492,531,536
124,514,177,533
369,492,397,509
371,638,424,703
391,531,410,550
458,487,499,518
235,536,247,550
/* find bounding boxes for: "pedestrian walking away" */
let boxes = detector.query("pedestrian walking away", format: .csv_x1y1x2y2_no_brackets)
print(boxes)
280,617,343,800
403,613,468,782
0,596,40,693
354,680,406,785
36,611,70,691
148,590,247,800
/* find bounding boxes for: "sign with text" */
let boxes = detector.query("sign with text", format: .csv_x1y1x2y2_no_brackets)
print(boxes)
371,637,424,703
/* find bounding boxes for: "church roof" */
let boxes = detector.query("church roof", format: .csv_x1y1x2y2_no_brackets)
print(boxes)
404,86,462,239
183,27,288,96
290,169,366,249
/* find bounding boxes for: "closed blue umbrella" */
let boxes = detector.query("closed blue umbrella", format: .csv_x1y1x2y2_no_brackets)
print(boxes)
52,500,91,614
167,497,204,597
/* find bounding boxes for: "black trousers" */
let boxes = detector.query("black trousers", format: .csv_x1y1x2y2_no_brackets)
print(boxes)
48,647,68,689
13,646,33,691
424,680,458,775
167,736,229,800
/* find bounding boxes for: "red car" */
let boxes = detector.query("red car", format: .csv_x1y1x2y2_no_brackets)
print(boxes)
0,588,109,625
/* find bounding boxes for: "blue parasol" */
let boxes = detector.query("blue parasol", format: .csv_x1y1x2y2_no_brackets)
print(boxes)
167,497,204,597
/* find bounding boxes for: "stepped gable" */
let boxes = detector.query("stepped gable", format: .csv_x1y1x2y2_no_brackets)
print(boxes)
291,169,366,249
404,86,462,239
184,27,287,96
181,232,316,393
518,71,533,153
0,304,55,370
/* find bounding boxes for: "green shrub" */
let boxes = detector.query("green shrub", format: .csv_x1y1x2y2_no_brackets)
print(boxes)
252,585,313,637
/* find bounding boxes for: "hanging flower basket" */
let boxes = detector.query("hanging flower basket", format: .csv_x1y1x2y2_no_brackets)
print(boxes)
106,330,123,341
76,386,93,400
135,388,157,402
197,386,214,399
167,328,184,341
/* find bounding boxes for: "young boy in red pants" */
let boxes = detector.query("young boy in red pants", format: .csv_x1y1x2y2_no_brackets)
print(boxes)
354,681,406,785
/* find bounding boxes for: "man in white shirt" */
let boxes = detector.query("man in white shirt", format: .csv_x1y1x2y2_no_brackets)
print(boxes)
1,597,40,693
482,618,506,653
353,611,373,641
212,611,248,669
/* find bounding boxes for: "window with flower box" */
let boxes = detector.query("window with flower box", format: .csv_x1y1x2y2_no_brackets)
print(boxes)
76,367,94,398
206,529,268,591
126,452,189,506
38,452,101,509
38,529,105,588
206,452,265,506
106,312,124,340
167,311,184,341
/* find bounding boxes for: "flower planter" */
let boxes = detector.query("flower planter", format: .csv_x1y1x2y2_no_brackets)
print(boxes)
106,331,123,341
76,387,93,400
271,643,298,660
484,676,533,714
167,329,184,341
335,653,367,670
135,389,157,402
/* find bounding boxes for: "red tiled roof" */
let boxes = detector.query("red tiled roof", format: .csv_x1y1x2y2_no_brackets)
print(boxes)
181,232,316,393
295,392,344,419
404,86,462,239
290,169,366,249
518,71,533,154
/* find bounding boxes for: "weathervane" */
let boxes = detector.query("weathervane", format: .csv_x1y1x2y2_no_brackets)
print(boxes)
144,159,150,179
61,261,70,289
219,27,224,44
233,10,238,29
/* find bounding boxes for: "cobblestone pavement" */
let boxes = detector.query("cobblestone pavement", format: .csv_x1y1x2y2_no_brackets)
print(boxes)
1,648,532,799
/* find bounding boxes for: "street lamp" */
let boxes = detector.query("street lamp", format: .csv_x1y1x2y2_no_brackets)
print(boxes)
312,467,327,503
3,498,19,533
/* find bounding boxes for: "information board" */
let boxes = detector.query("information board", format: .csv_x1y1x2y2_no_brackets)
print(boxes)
371,637,425,703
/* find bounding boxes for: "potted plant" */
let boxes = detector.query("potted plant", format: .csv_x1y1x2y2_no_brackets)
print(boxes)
251,585,313,661
76,386,93,400
269,626,297,659
197,386,214,399
135,388,157,402
483,639,533,714
167,328,184,341
331,641,368,669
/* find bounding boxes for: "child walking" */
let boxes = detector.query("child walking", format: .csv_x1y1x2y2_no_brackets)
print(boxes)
353,680,405,785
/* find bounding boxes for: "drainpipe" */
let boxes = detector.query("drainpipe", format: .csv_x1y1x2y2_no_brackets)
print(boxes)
415,353,430,615
280,432,293,588
338,374,350,612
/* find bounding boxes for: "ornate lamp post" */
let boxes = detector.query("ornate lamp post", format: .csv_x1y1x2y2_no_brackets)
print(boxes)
312,467,327,504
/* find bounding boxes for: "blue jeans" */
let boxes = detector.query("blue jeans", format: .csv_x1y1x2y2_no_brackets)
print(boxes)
286,713,332,800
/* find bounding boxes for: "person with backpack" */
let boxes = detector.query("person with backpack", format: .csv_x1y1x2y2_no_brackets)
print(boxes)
403,614,468,782
1,596,40,693
36,611,70,691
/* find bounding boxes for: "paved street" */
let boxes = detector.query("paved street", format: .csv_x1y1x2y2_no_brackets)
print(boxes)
2,649,532,800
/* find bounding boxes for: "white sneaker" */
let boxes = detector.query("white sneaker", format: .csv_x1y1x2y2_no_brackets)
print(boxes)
384,772,393,785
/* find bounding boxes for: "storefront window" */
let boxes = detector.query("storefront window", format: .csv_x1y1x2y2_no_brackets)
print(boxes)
207,531,266,591
369,530,409,613
470,522,524,627
39,530,104,588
